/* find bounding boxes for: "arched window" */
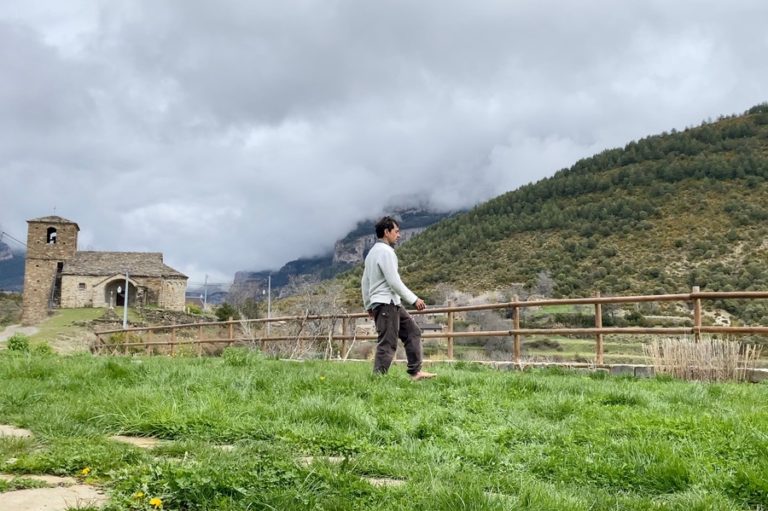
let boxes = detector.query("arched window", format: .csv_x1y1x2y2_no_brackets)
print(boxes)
47,227,58,244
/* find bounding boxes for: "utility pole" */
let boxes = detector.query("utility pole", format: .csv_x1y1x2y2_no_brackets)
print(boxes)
262,275,272,336
203,274,208,310
123,270,129,329
267,274,271,337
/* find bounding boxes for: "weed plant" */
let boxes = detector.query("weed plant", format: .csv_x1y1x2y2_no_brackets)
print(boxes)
5,333,30,352
0,348,766,509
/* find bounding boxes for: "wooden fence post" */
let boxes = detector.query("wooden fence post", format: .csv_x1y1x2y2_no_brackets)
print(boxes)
595,291,604,365
145,329,152,355
198,324,204,356
170,325,176,356
228,317,234,347
447,310,454,360
692,286,702,342
513,295,521,366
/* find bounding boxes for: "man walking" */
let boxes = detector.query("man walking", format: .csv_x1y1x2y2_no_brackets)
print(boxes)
362,216,436,380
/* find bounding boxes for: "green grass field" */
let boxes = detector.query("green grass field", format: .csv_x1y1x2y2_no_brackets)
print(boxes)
1,349,767,510
28,308,106,343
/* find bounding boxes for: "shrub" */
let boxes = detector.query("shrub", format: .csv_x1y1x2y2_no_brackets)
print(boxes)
6,333,30,352
216,303,237,322
625,310,647,326
32,342,55,356
104,332,144,354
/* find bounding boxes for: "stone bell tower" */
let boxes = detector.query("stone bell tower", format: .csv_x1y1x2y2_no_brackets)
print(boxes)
21,216,79,325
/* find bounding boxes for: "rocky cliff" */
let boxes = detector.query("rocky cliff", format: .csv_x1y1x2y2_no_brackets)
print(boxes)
232,208,456,301
332,227,428,264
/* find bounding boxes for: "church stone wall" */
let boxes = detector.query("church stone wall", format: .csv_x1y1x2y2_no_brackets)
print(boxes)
21,220,79,325
60,275,95,308
61,275,187,311
159,279,187,311
26,222,79,261
22,260,60,324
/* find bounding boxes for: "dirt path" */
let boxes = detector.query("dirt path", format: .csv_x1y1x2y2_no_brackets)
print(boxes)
0,324,38,343
0,485,107,511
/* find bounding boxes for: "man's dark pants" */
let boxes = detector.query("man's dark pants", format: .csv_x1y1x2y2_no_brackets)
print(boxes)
372,303,423,375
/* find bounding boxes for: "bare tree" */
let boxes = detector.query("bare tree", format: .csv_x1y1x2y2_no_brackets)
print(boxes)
214,281,265,350
269,277,347,359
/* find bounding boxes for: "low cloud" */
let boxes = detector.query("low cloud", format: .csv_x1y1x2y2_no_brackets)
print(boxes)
1,1,767,283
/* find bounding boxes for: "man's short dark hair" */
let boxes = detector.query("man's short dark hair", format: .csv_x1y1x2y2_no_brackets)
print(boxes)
375,216,399,238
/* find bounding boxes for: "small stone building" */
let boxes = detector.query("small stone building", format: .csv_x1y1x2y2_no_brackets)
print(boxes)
22,216,187,325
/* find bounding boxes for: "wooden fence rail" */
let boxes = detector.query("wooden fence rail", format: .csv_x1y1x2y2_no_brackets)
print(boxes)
94,288,768,365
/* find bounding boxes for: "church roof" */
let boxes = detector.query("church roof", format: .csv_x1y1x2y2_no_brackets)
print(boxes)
28,216,80,230
62,251,187,279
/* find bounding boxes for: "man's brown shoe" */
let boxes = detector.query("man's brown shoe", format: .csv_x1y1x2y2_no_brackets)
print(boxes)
410,371,436,381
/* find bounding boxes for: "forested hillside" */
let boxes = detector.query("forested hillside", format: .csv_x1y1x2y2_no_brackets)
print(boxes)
352,104,768,323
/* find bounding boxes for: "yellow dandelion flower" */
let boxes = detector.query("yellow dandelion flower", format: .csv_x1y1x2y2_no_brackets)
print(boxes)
319,376,326,381
80,467,91,476
149,497,163,508
132,491,145,499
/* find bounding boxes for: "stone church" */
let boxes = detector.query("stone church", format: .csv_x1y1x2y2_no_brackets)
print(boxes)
21,216,187,325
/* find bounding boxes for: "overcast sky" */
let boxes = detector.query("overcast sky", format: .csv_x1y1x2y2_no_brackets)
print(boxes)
1,1,766,284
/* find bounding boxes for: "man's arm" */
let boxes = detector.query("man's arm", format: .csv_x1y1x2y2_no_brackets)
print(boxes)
361,268,371,311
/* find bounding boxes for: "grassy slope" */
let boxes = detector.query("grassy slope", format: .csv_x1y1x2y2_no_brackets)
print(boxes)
0,294,21,327
1,351,767,510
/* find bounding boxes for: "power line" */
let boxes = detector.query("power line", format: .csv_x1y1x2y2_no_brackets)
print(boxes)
187,282,232,292
0,231,26,248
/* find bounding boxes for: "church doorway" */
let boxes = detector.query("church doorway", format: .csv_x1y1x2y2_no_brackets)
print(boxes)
105,279,138,307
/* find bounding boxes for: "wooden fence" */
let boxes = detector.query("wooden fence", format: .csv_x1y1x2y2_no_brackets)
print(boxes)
94,288,768,365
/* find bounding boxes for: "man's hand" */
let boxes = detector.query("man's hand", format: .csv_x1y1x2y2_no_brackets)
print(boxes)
414,298,426,311
367,309,374,319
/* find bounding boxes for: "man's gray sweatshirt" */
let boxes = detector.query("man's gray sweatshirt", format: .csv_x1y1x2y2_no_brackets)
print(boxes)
361,240,418,311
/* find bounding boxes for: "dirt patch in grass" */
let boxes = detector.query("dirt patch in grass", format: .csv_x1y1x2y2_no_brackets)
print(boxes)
299,456,345,466
0,484,107,510
109,435,163,449
0,474,78,486
0,425,33,438
363,477,406,487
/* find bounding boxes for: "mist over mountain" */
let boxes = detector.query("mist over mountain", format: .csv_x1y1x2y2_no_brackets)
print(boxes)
232,208,457,300
0,240,11,262
0,240,24,292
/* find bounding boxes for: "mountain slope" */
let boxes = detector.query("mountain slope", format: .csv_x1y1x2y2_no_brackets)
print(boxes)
384,104,768,322
232,208,456,300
